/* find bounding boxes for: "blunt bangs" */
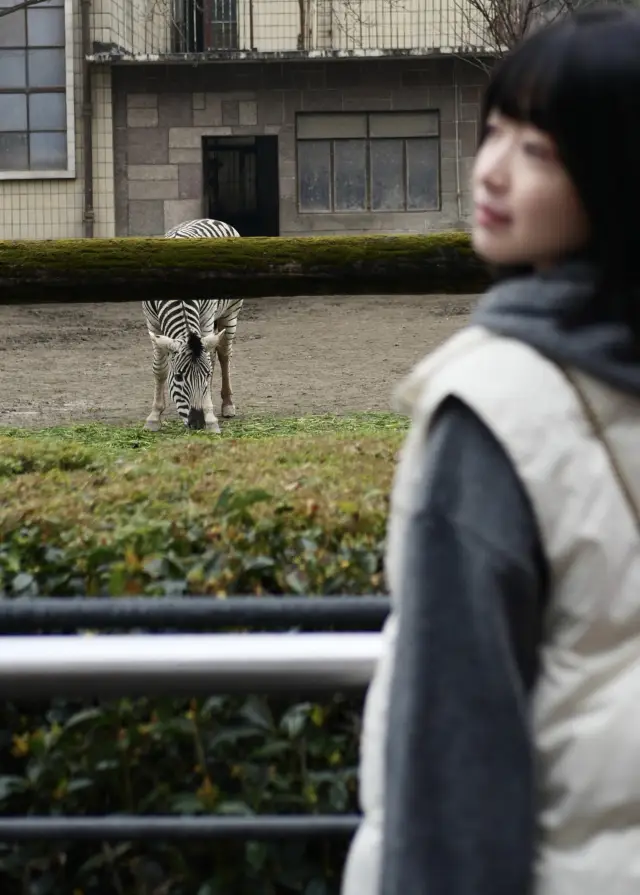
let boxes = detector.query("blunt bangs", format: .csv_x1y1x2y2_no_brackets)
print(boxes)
480,26,571,140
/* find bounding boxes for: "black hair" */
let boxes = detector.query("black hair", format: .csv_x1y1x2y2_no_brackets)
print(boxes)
480,6,640,290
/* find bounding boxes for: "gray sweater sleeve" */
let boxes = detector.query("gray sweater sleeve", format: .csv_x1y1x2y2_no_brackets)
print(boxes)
380,396,547,895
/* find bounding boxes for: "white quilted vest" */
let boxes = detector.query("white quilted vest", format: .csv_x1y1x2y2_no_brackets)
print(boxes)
342,325,640,895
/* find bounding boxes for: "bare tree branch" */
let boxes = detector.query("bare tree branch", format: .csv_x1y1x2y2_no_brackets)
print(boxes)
453,0,577,68
454,0,638,67
325,0,408,50
0,0,53,18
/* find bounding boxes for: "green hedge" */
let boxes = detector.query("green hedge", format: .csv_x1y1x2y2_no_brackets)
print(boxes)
0,419,404,895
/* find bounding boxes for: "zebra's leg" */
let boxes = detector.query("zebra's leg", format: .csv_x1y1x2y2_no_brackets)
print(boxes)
203,356,221,434
216,319,238,418
144,344,168,431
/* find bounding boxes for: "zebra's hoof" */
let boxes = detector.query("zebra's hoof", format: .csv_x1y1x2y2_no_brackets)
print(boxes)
144,420,161,432
206,421,221,434
221,404,236,418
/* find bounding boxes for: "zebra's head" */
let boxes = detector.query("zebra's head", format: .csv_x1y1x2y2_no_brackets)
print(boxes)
149,329,225,429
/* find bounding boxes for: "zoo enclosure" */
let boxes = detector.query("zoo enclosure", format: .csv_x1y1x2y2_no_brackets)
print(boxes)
0,232,481,847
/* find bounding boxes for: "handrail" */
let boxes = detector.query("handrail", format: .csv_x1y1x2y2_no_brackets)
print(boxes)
0,595,390,632
0,632,382,698
0,815,361,841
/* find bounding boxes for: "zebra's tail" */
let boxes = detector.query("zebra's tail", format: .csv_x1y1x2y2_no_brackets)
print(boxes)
187,331,204,359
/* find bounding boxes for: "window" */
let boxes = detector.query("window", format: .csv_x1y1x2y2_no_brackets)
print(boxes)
203,0,239,50
296,112,440,213
0,0,73,178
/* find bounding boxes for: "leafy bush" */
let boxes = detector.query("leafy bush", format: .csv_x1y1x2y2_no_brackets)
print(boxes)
0,415,404,895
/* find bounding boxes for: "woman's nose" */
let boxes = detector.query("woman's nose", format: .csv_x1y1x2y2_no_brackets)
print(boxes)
477,143,511,195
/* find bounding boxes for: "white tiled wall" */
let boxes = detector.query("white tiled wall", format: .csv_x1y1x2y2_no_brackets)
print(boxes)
241,0,300,52
0,0,116,239
315,0,491,52
91,0,170,55
111,0,492,56
93,68,116,237
243,0,484,54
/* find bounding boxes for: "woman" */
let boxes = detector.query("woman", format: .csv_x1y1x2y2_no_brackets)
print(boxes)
342,7,640,894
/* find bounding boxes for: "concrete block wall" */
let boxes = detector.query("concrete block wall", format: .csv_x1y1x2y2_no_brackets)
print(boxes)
113,58,487,236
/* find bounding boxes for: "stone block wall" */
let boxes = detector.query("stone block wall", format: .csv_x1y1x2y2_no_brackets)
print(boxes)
113,58,488,236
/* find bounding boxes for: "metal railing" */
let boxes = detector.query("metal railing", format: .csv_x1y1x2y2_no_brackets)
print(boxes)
88,0,493,61
0,595,389,632
0,631,382,698
0,596,389,842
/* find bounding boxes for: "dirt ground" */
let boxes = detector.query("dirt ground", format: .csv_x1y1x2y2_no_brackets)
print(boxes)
0,295,475,428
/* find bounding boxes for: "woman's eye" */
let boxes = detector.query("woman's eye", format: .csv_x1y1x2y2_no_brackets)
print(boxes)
523,141,553,161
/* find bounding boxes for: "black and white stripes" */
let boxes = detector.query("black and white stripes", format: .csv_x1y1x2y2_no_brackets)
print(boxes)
164,219,240,239
142,219,244,433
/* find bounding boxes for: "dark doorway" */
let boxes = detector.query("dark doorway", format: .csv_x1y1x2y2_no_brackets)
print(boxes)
203,135,280,237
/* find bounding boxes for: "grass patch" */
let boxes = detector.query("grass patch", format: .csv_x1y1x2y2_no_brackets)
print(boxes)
0,412,407,598
0,411,408,458
0,411,408,490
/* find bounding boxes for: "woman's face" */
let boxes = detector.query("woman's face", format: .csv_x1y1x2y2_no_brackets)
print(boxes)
471,110,590,269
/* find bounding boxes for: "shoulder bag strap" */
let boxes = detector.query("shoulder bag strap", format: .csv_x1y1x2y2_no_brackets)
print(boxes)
558,365,640,530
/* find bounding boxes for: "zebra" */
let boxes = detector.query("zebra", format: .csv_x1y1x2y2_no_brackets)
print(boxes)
142,218,243,433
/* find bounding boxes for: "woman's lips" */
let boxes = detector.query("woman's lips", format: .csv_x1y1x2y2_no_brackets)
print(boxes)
474,202,513,229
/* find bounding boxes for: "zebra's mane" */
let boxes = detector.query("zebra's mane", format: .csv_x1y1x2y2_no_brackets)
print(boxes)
187,331,203,359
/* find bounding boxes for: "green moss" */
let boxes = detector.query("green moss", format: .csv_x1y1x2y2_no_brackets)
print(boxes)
0,232,489,301
0,232,472,270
